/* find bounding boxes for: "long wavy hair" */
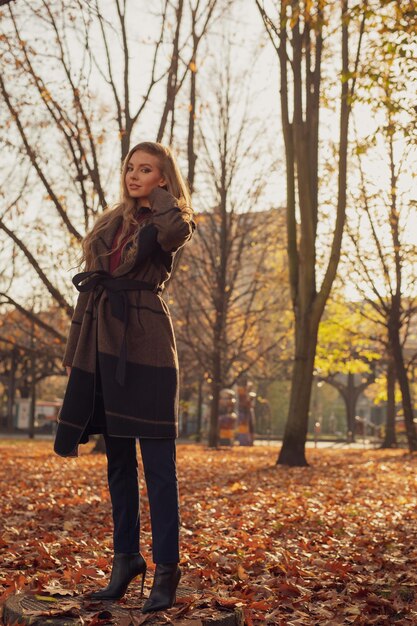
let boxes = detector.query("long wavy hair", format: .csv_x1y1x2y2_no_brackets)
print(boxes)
80,142,194,270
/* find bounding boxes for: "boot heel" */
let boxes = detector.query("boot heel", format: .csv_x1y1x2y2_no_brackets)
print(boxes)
141,563,181,613
88,552,147,601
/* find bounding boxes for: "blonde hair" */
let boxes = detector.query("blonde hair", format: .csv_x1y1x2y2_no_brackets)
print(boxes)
80,142,193,270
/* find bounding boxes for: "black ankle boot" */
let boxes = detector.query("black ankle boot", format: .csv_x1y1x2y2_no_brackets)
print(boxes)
88,552,147,601
141,562,181,613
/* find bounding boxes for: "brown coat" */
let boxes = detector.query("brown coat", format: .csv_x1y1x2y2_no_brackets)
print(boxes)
53,187,196,458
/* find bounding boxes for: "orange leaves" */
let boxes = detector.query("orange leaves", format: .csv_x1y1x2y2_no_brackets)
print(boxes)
228,480,247,493
236,564,248,581
322,559,353,577
275,581,303,597
214,596,243,608
72,568,102,585
1,442,417,624
95,556,109,570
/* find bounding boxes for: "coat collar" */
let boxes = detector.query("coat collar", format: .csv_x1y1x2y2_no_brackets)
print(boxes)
91,214,122,273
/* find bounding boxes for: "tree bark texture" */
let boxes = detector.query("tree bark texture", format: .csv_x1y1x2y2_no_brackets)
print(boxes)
381,356,397,448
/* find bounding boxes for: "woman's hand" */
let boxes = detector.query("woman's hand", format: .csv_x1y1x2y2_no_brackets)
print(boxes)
147,186,194,252
66,366,72,377
147,186,177,212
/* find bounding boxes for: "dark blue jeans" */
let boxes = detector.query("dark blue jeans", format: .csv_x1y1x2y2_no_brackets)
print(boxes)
103,433,180,564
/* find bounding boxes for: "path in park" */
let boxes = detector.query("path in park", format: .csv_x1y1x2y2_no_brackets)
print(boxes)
0,433,383,450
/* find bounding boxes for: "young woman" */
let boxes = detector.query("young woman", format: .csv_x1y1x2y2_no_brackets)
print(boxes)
54,142,196,613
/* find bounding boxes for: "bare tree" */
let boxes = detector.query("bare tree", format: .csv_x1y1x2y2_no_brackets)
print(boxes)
347,133,417,452
171,42,291,447
256,1,366,465
0,0,220,358
185,0,223,190
344,1,417,450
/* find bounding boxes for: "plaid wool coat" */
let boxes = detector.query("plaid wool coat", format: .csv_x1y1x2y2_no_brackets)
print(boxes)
53,187,196,458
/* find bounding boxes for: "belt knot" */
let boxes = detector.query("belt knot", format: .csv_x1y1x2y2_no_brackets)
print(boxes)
72,270,162,386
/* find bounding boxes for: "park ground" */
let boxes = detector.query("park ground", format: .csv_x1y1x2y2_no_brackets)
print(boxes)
0,440,416,625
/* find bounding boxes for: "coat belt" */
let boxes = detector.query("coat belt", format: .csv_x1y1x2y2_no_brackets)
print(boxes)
72,270,162,386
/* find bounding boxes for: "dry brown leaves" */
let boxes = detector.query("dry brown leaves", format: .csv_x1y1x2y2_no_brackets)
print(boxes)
0,440,416,625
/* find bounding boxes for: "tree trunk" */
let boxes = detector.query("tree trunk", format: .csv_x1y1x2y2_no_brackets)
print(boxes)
277,319,318,466
343,373,357,443
389,324,417,451
180,388,192,437
381,356,397,448
156,0,183,143
207,170,227,448
7,348,17,432
324,372,376,443
208,381,220,448
29,349,36,440
196,376,203,443
208,349,221,448
187,49,197,193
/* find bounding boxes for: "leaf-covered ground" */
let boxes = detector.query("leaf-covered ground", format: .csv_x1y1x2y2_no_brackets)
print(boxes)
0,440,416,625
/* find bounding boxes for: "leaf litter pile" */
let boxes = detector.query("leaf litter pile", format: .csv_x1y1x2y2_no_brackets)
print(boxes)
0,440,416,625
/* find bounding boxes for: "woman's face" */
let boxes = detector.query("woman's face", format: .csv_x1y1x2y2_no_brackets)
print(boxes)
125,150,166,206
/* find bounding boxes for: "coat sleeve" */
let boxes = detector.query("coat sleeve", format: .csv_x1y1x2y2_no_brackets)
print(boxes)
61,290,90,368
147,187,196,252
